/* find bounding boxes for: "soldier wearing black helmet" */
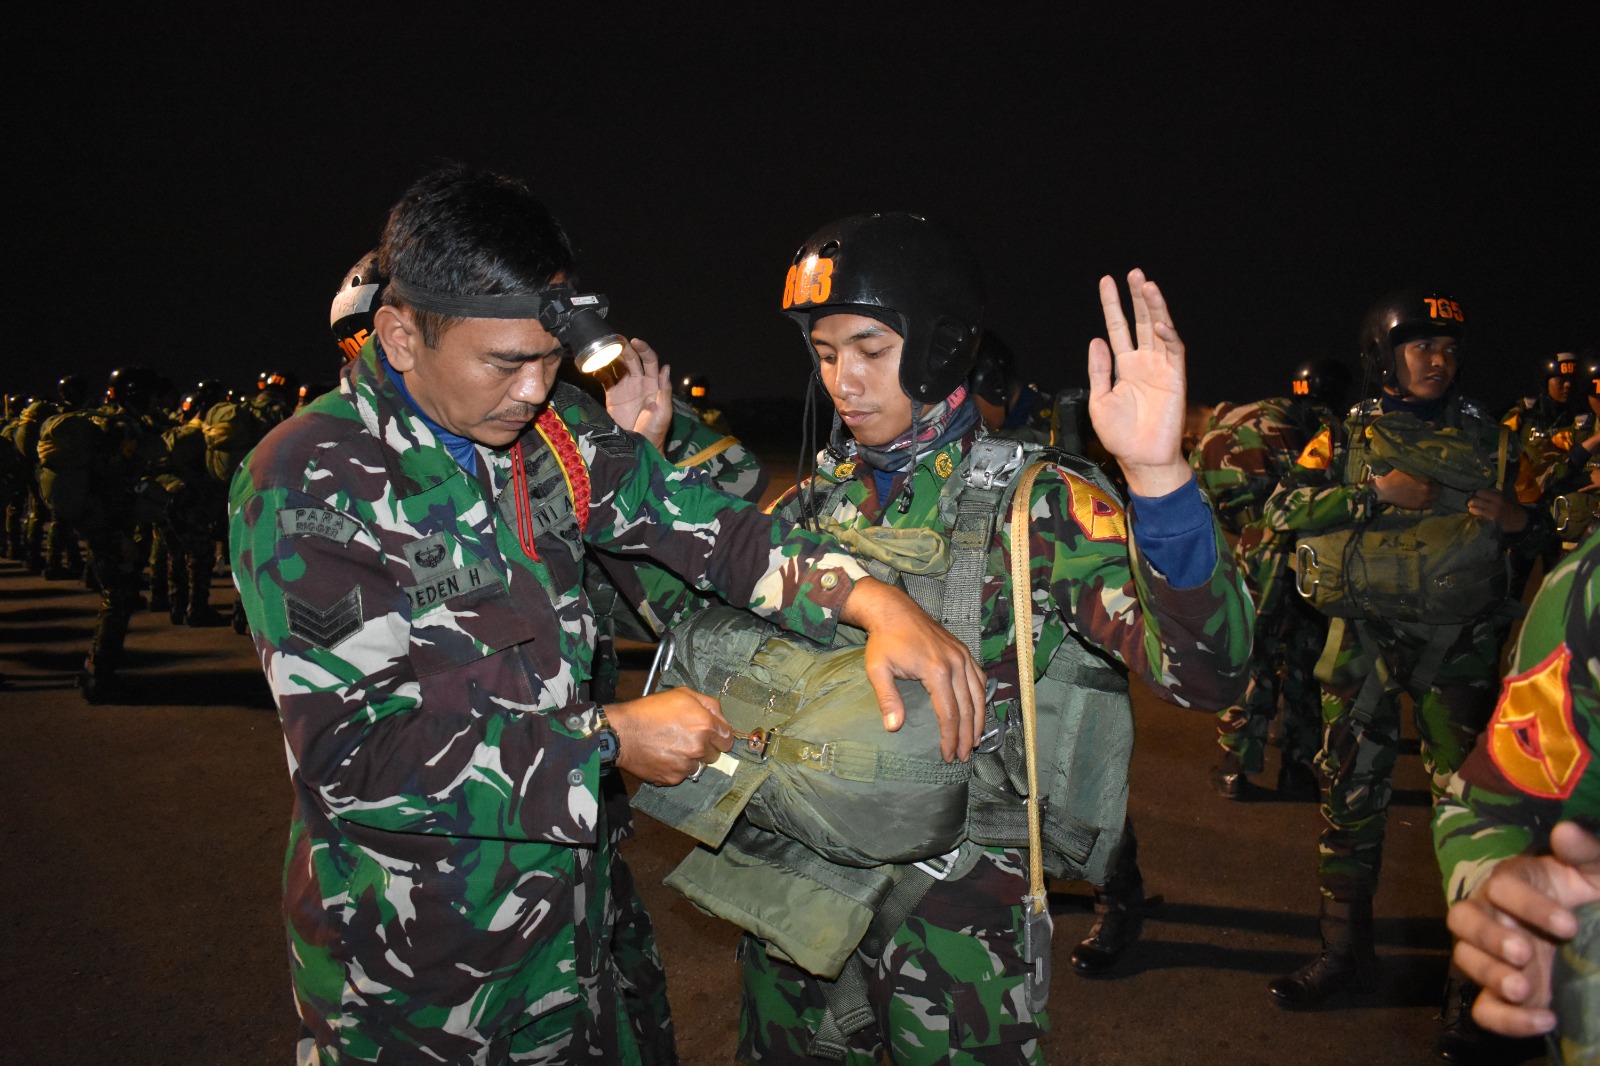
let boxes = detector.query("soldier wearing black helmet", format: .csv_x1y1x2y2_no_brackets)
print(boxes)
1259,291,1551,1059
1534,352,1600,551
0,392,29,559
150,379,232,626
38,366,168,700
12,374,91,577
1191,357,1352,801
970,329,1104,468
1503,352,1579,456
717,212,1250,1063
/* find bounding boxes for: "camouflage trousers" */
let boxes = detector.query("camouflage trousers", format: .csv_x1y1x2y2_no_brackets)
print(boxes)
82,523,143,679
737,847,1045,1065
1215,596,1326,773
605,776,678,1066
1313,616,1505,900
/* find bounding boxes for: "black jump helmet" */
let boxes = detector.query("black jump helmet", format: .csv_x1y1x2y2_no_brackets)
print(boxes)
781,213,985,404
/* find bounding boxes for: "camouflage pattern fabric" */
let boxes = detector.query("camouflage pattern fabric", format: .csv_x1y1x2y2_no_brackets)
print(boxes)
1260,394,1551,900
734,431,1251,1063
1434,528,1600,1066
1190,396,1333,535
152,417,226,620
1191,397,1334,772
229,342,868,1064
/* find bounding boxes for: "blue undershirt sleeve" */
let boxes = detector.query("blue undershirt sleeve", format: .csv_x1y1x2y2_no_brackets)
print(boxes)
1127,477,1217,589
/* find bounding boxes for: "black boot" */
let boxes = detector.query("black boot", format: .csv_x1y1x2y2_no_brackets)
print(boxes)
1275,759,1321,802
1269,896,1377,1008
1433,975,1490,1064
1071,900,1155,975
1209,749,1252,799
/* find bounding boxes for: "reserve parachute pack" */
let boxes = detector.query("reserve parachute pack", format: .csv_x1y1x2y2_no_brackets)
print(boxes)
202,399,266,485
1294,410,1513,625
1553,490,1600,545
634,436,1134,984
36,409,101,525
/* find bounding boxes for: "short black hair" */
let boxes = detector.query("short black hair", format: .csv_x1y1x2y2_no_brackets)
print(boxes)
379,162,576,347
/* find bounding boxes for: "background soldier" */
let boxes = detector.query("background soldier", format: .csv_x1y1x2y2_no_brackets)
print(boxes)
152,381,230,626
1503,352,1579,462
38,366,167,701
0,392,29,559
1534,355,1600,554
1192,357,1352,800
1260,291,1549,1062
15,375,89,578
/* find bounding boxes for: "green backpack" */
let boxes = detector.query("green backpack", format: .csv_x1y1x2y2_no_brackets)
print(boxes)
202,400,265,485
36,409,101,526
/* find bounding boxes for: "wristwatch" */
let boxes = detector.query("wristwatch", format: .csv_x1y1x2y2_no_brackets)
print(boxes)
593,707,621,767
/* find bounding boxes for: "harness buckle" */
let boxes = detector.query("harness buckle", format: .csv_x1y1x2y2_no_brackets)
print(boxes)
963,438,1026,492
913,846,961,880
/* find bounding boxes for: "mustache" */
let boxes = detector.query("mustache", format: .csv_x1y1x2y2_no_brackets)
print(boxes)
488,404,539,423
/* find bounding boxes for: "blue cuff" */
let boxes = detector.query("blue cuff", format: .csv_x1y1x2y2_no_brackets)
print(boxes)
1128,477,1217,589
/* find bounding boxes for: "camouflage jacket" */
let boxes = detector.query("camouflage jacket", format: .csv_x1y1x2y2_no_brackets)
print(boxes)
590,400,769,640
1433,526,1600,901
771,432,1252,715
1190,396,1333,534
1537,411,1600,498
228,344,868,1051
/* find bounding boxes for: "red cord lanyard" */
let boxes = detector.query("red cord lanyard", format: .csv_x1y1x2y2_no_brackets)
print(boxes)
510,409,591,562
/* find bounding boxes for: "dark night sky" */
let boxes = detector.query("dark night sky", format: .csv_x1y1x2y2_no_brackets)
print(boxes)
10,5,1599,417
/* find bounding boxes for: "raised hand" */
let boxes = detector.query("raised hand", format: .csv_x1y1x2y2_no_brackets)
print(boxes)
1087,269,1192,497
603,338,673,451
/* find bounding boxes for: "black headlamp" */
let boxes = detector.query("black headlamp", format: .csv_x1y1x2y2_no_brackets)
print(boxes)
387,277,628,374
538,293,627,374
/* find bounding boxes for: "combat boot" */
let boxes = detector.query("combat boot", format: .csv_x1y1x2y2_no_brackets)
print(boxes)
1433,974,1490,1064
1269,896,1377,1008
186,607,228,627
1070,896,1162,975
1275,759,1321,802
1209,749,1251,799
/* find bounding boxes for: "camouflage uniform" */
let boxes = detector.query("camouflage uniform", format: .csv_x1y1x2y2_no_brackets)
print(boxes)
39,401,165,693
1535,411,1600,553
12,398,72,574
584,397,768,1062
1191,396,1336,778
1433,527,1600,1066
1260,394,1551,902
587,397,769,700
229,344,870,1065
152,413,227,625
737,431,1252,1064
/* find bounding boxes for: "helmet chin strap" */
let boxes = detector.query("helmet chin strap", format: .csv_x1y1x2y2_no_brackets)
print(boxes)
897,402,924,514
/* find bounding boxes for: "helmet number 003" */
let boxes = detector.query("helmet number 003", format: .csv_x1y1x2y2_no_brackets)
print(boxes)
783,257,834,309
1423,297,1465,322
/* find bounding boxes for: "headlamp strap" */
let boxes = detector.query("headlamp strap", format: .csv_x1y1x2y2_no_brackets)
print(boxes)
389,276,568,320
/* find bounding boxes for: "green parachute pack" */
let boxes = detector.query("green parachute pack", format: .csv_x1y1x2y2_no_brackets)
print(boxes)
202,399,266,485
1294,410,1513,625
36,408,102,526
634,438,1134,986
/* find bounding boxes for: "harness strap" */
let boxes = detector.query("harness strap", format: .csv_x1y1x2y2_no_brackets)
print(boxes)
807,865,938,1060
1009,462,1053,1014
673,434,738,469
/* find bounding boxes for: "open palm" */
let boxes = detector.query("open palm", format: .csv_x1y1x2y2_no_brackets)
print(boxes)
1087,269,1190,496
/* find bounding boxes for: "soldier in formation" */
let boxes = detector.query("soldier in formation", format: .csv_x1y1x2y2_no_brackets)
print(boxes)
1191,357,1352,800
1259,291,1551,1061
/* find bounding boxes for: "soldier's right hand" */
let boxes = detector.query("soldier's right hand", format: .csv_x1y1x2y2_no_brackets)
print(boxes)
1372,468,1438,510
605,687,733,785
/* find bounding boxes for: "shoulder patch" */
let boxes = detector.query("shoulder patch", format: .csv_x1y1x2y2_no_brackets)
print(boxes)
286,587,364,648
1058,469,1127,543
277,506,360,544
1485,644,1591,800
